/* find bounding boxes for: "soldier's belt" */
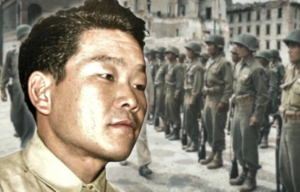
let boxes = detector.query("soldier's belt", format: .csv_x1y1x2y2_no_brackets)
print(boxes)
203,86,222,94
235,94,253,106
279,106,300,123
165,81,176,86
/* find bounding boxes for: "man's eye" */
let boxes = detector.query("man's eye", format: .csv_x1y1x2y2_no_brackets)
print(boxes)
133,84,146,91
99,74,114,81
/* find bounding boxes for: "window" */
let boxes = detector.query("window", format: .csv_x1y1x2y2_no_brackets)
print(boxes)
230,27,233,38
239,13,242,22
206,7,212,19
238,27,242,35
267,9,271,19
256,25,260,36
147,0,151,13
230,14,234,23
257,10,260,21
266,41,270,49
180,5,185,16
167,4,172,16
277,24,281,35
277,41,281,50
247,26,251,33
123,1,128,7
176,29,179,36
295,23,297,29
278,8,282,18
266,24,270,35
247,12,251,22
295,8,297,19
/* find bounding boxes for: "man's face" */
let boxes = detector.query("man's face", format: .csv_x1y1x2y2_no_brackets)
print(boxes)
231,52,239,63
49,29,147,161
287,42,300,63
147,54,153,61
207,42,217,55
186,49,195,60
236,44,251,58
155,53,161,60
256,57,268,66
166,52,175,61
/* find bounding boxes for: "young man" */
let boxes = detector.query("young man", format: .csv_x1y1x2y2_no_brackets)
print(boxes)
0,0,147,191
164,46,184,140
279,29,300,192
230,33,269,192
200,35,233,168
182,42,204,151
0,25,36,149
255,50,277,148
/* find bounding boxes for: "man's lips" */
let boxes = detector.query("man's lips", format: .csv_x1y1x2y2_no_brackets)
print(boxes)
109,120,137,130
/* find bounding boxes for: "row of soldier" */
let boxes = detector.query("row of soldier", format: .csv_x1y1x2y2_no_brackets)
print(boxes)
145,29,299,192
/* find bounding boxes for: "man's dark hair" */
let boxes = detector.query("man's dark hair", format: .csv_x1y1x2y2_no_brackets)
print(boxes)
19,0,146,120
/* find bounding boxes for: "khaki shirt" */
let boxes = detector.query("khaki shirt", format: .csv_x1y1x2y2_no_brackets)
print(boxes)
0,49,19,88
280,63,300,111
234,57,269,120
205,55,234,104
0,133,122,192
184,58,204,103
165,62,184,96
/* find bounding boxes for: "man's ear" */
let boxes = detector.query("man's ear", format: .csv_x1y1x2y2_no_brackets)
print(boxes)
27,72,53,116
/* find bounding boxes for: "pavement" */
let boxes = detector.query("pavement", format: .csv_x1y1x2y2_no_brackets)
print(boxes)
0,99,277,192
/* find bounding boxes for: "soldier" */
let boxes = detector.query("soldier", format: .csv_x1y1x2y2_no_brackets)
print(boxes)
279,29,300,192
199,52,210,68
255,50,277,149
200,35,233,168
153,46,168,133
229,33,268,192
231,46,242,72
270,49,285,112
146,49,159,123
182,42,204,151
164,46,184,140
0,25,36,149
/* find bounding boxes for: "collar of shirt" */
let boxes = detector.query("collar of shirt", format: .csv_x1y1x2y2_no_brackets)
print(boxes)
242,56,255,67
22,133,106,192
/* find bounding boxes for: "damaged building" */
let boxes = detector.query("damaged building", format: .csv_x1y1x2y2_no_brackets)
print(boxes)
118,0,229,52
227,0,300,62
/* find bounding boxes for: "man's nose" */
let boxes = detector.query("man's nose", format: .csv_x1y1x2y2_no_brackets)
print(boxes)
114,83,141,113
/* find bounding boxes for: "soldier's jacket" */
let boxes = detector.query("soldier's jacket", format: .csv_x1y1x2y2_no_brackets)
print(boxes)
184,58,204,103
149,59,159,82
234,57,269,120
0,48,19,87
271,61,285,87
204,55,234,104
165,62,184,97
280,62,300,111
155,63,168,87
264,66,277,99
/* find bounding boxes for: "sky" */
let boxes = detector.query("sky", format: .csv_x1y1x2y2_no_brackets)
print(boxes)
233,0,300,3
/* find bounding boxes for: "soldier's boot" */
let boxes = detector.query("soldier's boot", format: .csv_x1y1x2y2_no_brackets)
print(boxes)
166,129,174,138
154,117,160,127
155,126,164,132
259,138,268,148
229,167,248,186
199,150,215,165
169,129,180,140
238,170,257,192
164,122,171,137
182,140,192,150
185,140,199,152
207,151,223,169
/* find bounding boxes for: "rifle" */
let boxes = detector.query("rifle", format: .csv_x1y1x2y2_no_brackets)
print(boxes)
164,119,171,136
181,126,187,146
198,116,207,162
274,113,286,192
228,100,238,179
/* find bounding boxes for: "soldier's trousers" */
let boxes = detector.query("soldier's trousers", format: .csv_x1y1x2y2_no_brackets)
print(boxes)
203,94,226,151
183,91,200,142
154,85,165,126
136,111,152,166
260,101,273,140
232,103,261,171
165,86,181,129
279,122,300,192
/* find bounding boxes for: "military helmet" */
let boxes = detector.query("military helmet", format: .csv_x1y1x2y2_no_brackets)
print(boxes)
16,24,31,40
184,42,201,54
233,33,258,52
270,49,280,58
230,46,239,54
205,35,225,48
179,53,186,60
147,49,156,56
283,29,300,46
165,46,179,56
154,46,166,54
255,50,272,62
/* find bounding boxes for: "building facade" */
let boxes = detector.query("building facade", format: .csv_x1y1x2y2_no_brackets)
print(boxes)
227,0,300,62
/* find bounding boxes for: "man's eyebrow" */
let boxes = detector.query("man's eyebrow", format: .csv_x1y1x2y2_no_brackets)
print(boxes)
87,55,128,67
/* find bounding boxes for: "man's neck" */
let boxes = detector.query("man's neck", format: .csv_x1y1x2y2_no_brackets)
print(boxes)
243,54,253,63
190,56,198,63
37,120,106,184
169,59,177,64
211,53,220,60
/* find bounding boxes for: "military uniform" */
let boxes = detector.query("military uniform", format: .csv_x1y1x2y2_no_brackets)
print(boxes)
0,48,36,149
183,58,204,150
164,62,184,135
202,55,233,166
279,29,300,192
271,60,285,111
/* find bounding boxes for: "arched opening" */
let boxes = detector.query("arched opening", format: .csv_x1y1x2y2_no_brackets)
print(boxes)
28,4,42,26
